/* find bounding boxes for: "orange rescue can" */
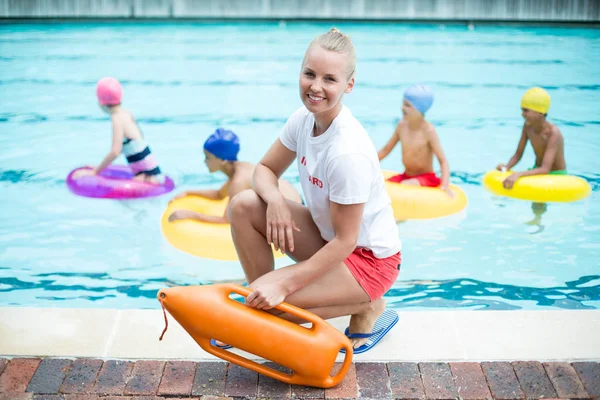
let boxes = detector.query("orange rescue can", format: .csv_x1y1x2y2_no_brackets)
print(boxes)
157,283,353,388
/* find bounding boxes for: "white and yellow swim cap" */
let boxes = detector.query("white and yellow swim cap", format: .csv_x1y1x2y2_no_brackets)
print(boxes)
521,87,550,114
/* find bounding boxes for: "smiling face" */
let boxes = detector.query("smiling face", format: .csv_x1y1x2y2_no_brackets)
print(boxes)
299,45,354,120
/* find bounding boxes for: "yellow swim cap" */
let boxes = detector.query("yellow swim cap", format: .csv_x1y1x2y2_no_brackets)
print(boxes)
521,87,550,114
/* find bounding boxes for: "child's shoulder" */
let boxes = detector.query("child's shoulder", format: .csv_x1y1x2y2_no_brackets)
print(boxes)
548,122,564,141
112,107,133,120
394,119,407,133
547,121,561,133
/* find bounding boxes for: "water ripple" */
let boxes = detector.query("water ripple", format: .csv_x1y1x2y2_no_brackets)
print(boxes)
2,168,599,192
1,112,599,131
0,274,597,310
0,54,569,65
1,79,599,92
388,275,600,310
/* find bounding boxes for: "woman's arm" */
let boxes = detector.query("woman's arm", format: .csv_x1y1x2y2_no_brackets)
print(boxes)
253,139,300,253
245,201,365,310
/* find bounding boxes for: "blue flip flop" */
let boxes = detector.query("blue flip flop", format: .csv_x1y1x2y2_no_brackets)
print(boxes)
340,309,399,354
210,339,233,350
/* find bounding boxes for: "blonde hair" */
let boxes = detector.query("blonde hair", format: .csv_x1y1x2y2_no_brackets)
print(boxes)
302,28,356,80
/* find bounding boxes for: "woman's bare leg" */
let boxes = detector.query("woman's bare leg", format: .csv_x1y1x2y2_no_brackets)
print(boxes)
228,189,324,283
228,189,387,349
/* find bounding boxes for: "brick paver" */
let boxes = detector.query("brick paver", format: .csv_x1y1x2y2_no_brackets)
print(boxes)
0,358,42,393
91,360,132,395
123,360,165,396
257,362,291,399
544,362,589,399
573,362,600,399
512,361,557,399
223,363,258,398
419,362,458,400
191,361,227,397
292,383,325,399
449,362,492,400
26,359,72,395
59,359,103,394
356,363,391,399
0,393,33,400
63,395,102,400
157,361,196,396
0,360,7,376
481,361,524,400
389,362,426,400
325,363,357,399
1,358,599,399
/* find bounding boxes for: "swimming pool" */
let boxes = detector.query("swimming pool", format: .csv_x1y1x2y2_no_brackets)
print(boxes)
1,21,598,310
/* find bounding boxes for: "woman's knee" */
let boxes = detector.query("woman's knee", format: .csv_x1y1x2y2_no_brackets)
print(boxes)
228,189,264,224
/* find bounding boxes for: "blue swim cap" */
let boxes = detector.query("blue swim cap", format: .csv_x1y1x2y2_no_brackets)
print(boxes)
404,84,434,115
203,128,240,161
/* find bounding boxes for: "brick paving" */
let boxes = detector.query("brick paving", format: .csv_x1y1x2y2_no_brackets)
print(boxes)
0,357,598,399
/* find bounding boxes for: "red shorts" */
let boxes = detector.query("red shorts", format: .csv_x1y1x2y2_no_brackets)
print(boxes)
344,248,401,301
388,172,441,188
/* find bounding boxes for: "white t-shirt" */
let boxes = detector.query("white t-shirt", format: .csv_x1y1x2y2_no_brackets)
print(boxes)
279,105,401,258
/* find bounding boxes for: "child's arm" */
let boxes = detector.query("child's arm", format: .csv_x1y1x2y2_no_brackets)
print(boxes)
377,123,401,161
172,182,229,202
94,116,124,174
169,177,243,224
502,128,562,189
427,127,452,196
497,127,528,171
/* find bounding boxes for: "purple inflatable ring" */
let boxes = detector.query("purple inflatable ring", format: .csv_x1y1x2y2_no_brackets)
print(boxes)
67,165,175,199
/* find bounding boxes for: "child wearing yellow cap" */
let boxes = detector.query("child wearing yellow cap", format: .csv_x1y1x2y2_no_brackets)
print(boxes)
496,87,567,190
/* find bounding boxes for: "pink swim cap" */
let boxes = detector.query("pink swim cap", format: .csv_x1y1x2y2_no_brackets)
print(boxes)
96,77,123,106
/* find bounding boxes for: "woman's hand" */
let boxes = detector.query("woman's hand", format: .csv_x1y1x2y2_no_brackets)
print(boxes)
246,280,288,310
265,197,300,254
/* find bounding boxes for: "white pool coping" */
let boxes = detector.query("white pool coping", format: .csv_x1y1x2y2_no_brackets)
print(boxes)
1,307,599,362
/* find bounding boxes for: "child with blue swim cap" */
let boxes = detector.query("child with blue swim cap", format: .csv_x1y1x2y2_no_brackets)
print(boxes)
378,84,453,197
168,128,301,223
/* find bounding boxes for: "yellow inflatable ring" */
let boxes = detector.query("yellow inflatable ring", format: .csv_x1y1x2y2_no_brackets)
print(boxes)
161,196,285,261
483,170,591,203
383,170,468,220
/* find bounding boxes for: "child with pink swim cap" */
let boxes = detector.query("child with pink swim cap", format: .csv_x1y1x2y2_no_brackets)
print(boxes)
75,77,163,183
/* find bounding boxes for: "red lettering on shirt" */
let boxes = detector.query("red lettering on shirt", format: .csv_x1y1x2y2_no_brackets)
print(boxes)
308,175,323,189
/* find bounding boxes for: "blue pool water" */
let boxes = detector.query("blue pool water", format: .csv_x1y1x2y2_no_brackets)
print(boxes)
1,22,599,310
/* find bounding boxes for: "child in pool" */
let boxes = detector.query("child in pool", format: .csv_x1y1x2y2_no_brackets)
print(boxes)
168,128,302,224
377,85,452,197
496,87,566,231
496,87,566,188
75,77,163,184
